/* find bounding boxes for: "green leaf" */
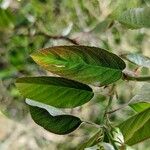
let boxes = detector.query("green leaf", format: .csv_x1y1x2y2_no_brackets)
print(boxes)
0,8,14,30
144,0,150,7
110,0,140,19
91,19,113,34
79,129,104,150
122,53,150,68
129,83,150,112
26,99,82,135
16,76,94,108
31,46,126,86
117,7,150,29
118,108,150,145
130,102,150,113
126,119,150,146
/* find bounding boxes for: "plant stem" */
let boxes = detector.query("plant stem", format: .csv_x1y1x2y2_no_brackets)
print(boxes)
108,132,119,150
107,103,129,114
101,85,120,150
105,96,113,114
123,72,150,82
103,95,113,122
83,120,102,128
104,127,119,150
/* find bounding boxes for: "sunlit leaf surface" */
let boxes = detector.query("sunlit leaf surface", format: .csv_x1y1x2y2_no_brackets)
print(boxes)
16,76,94,108
31,46,126,86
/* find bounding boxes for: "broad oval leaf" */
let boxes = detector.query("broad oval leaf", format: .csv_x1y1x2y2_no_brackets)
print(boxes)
118,107,150,145
122,53,150,68
31,46,126,86
16,76,94,108
129,83,150,112
117,7,150,29
26,99,82,135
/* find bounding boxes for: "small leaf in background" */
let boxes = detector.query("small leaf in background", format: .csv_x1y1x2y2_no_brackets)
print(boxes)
91,19,113,34
26,99,82,135
144,0,150,6
122,53,150,68
0,8,14,30
117,7,150,29
61,22,73,36
110,0,140,19
31,46,126,86
79,129,104,150
16,76,94,108
129,83,150,112
111,27,121,45
118,107,150,145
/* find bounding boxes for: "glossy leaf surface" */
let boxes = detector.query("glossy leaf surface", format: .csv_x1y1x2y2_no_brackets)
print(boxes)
26,99,82,135
16,76,94,108
119,108,150,145
31,46,126,86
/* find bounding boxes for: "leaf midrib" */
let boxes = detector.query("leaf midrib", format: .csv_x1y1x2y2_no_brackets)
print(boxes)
32,47,125,72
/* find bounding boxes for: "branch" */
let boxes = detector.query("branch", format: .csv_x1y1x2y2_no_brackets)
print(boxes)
104,127,119,150
104,96,113,116
106,103,129,114
83,120,102,128
102,85,116,123
36,32,80,45
122,70,150,82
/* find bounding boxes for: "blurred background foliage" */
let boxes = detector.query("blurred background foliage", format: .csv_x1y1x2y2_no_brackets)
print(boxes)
0,0,150,149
